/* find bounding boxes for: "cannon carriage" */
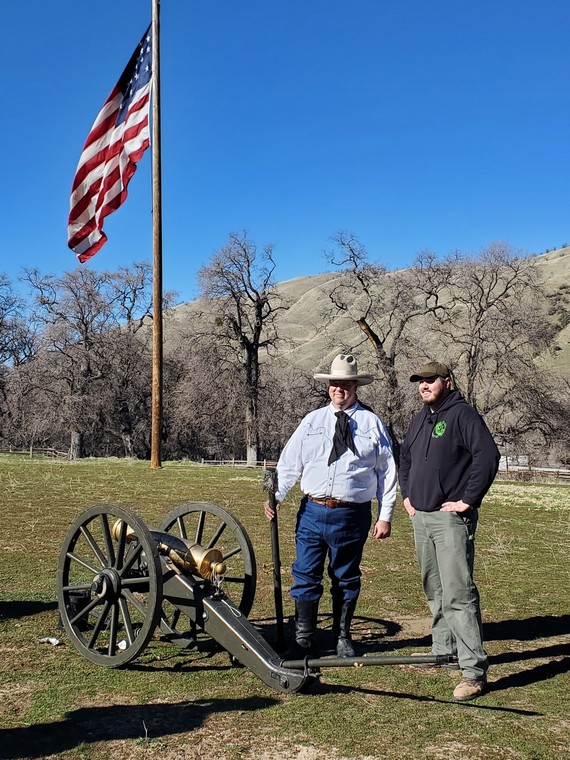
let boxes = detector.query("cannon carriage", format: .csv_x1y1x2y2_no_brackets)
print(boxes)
57,502,455,693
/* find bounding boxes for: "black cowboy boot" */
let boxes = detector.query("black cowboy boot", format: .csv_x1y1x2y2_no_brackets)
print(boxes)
336,599,357,658
331,587,343,639
286,599,319,659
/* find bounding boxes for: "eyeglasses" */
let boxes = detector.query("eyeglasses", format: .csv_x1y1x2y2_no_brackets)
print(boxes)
418,376,439,384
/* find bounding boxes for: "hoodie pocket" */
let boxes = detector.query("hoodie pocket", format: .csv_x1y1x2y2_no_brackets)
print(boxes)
410,466,445,511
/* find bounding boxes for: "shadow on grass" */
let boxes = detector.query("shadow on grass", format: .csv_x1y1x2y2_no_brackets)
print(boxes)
129,648,235,674
487,657,570,694
256,614,409,656
0,600,58,621
489,642,570,665
254,612,570,699
0,697,278,759
483,614,570,641
310,680,542,716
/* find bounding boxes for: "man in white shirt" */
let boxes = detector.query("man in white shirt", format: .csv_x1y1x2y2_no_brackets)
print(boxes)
264,353,397,659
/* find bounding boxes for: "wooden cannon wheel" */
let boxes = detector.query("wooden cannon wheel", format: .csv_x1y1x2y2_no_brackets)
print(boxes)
157,502,257,648
57,504,162,667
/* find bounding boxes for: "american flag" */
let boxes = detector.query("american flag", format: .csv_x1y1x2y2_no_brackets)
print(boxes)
68,27,152,263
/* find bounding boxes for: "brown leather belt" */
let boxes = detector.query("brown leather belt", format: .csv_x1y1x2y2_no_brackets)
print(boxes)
308,496,359,508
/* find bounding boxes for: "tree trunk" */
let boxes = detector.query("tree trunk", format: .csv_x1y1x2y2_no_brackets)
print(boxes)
245,402,258,465
246,443,258,467
122,433,134,458
69,430,84,460
356,317,402,454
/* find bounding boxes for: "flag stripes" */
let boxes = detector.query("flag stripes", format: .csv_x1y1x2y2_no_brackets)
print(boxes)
68,27,152,263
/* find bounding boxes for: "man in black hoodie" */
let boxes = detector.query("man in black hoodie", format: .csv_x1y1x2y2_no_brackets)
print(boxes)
399,361,500,702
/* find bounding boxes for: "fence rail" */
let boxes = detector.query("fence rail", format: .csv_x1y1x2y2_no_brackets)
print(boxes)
498,464,570,480
1,449,568,479
0,447,69,459
199,458,278,468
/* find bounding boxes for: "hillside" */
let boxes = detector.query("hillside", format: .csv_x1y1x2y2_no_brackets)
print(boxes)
168,247,570,376
532,247,570,372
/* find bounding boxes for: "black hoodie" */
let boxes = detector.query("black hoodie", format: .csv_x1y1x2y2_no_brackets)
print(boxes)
399,390,500,512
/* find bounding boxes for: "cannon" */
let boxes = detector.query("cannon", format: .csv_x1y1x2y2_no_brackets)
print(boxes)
57,502,456,693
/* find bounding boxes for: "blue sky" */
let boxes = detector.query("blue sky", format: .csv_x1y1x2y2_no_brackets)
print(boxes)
2,1,569,302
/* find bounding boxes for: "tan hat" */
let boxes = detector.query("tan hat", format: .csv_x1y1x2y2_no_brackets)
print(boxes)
314,354,374,386
409,361,450,382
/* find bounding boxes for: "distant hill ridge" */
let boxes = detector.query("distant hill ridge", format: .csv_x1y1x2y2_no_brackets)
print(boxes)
170,246,570,375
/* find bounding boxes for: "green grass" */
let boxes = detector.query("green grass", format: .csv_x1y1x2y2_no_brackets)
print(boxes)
0,456,569,759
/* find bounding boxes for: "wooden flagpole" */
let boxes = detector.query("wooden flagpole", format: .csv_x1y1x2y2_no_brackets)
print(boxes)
150,0,163,468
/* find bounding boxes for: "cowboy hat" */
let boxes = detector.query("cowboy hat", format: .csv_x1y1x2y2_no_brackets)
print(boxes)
314,354,374,386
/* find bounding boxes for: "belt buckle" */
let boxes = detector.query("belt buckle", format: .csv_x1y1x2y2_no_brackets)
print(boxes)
309,496,344,508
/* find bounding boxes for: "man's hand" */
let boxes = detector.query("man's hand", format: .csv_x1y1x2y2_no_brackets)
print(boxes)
372,519,391,539
441,500,471,513
403,497,416,517
264,500,278,520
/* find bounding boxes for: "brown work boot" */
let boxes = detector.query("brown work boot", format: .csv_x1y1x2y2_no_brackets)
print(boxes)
453,677,487,701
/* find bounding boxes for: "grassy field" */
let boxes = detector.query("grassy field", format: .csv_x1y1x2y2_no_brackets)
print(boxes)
0,456,568,760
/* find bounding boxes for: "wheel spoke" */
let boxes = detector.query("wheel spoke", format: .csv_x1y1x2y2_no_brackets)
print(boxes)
62,582,92,592
122,588,148,617
79,525,108,568
66,552,99,574
68,594,99,625
195,511,206,544
118,597,135,645
120,542,144,577
176,516,187,539
122,576,152,587
100,514,116,567
222,545,242,561
108,603,119,656
206,521,226,549
87,600,111,649
223,576,246,585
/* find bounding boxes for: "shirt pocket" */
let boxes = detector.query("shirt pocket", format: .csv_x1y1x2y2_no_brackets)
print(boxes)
353,430,377,464
302,426,331,460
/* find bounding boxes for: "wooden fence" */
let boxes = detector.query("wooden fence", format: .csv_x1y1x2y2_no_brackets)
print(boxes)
1,448,568,480
199,459,278,468
0,447,69,460
497,465,570,481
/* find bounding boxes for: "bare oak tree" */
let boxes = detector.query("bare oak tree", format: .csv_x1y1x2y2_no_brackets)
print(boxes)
323,231,453,448
22,264,155,458
424,243,559,454
196,232,289,465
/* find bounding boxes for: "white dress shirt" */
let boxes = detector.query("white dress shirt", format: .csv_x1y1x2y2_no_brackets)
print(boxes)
275,402,398,522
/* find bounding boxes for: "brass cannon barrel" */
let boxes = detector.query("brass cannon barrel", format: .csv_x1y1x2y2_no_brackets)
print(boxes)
112,520,227,580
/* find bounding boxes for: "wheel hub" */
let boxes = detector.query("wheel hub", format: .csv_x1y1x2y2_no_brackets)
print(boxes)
91,568,121,601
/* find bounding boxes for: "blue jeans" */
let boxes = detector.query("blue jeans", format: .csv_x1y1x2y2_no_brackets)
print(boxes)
412,509,488,679
291,497,372,603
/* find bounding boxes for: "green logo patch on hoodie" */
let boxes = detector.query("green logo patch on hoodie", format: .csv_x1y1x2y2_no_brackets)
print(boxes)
432,420,447,438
